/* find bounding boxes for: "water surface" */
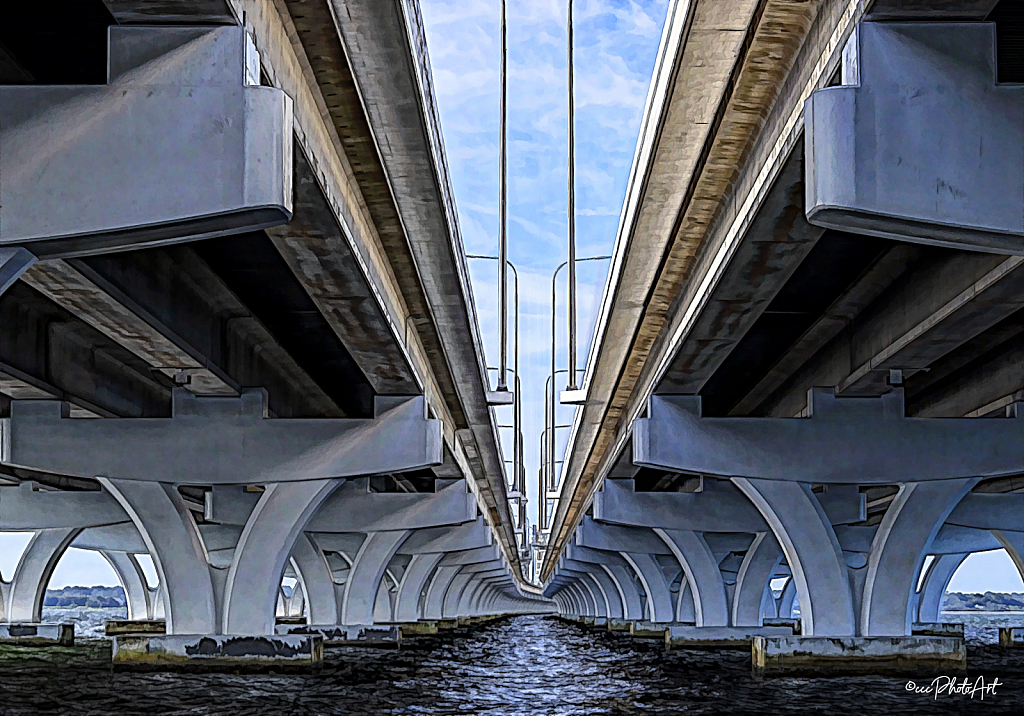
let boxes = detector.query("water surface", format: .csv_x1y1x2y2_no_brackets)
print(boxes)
2,615,1023,715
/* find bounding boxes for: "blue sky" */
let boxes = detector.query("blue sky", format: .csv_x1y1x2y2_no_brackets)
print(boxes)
420,0,669,545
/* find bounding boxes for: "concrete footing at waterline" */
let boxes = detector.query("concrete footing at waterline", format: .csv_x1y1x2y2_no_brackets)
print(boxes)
0,624,74,647
111,634,323,672
666,626,796,650
999,628,1024,647
275,624,402,647
105,620,167,637
912,623,964,638
752,636,967,678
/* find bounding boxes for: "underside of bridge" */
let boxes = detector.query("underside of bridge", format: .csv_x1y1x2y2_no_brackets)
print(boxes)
543,0,1024,675
0,0,547,667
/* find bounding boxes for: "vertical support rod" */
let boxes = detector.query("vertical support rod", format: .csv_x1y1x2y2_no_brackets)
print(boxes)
497,0,509,392
566,0,578,391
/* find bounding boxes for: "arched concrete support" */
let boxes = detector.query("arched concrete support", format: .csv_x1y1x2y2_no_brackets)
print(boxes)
223,479,341,635
732,532,782,627
917,552,968,623
394,553,444,623
102,551,154,621
423,564,461,620
289,534,337,626
7,528,80,622
583,571,611,618
602,564,643,620
442,568,474,618
733,478,855,636
861,479,976,636
679,581,696,622
621,552,673,623
993,530,1024,583
585,566,624,619
778,577,797,618
99,478,217,634
655,529,728,626
341,530,410,625
570,575,600,617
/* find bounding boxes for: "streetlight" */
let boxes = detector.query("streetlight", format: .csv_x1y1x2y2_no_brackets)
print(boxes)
548,255,610,500
468,254,520,492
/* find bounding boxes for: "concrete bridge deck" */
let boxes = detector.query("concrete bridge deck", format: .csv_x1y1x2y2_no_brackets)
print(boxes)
541,0,1024,675
0,0,548,666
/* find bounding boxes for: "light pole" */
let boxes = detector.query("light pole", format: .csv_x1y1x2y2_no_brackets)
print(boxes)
549,255,610,500
468,255,520,500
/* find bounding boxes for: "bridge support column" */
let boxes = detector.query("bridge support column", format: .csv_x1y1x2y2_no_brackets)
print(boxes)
289,534,338,626
732,532,782,627
394,553,445,623
916,553,967,624
102,551,156,622
655,529,729,626
6,528,80,623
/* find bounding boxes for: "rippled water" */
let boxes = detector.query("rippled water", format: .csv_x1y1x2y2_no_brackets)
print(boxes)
2,616,1024,715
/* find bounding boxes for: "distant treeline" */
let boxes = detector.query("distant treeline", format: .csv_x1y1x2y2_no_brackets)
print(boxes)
43,586,127,608
943,592,1024,611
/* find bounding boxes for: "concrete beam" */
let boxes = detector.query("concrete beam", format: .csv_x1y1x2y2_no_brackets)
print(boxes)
636,391,1024,483
4,392,440,484
594,478,767,531
305,479,475,533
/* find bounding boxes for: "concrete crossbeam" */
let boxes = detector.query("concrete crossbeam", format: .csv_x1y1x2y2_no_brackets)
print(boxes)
0,27,292,258
0,623,73,646
3,392,441,484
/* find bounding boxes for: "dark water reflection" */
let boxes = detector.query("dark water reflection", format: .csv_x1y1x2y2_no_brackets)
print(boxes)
2,616,1024,715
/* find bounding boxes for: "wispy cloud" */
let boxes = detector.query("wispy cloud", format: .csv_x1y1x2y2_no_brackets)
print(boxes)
421,0,668,534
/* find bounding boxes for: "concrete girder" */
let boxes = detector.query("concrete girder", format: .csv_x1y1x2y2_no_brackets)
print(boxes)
0,483,129,530
339,531,410,626
636,390,1024,483
542,0,846,582
438,545,501,567
101,0,238,24
72,523,146,553
575,518,672,555
947,494,1024,532
397,518,493,555
594,478,767,531
6,528,79,622
806,22,1024,254
0,26,291,258
654,529,729,627
4,392,441,485
305,479,476,533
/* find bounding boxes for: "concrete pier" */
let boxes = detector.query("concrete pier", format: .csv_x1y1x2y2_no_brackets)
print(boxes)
630,621,670,639
762,618,801,635
999,628,1024,647
105,620,166,637
912,623,964,638
275,624,402,646
111,634,323,672
607,619,631,632
666,626,795,650
0,624,73,646
752,636,966,677
398,622,438,636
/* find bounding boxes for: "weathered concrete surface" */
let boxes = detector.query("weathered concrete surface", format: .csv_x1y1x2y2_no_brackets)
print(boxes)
275,616,308,626
999,627,1024,647
104,620,166,636
630,621,671,639
752,636,966,677
667,626,795,650
0,624,73,646
111,634,322,671
912,623,964,638
607,619,631,632
398,622,438,636
275,624,401,647
763,618,802,635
